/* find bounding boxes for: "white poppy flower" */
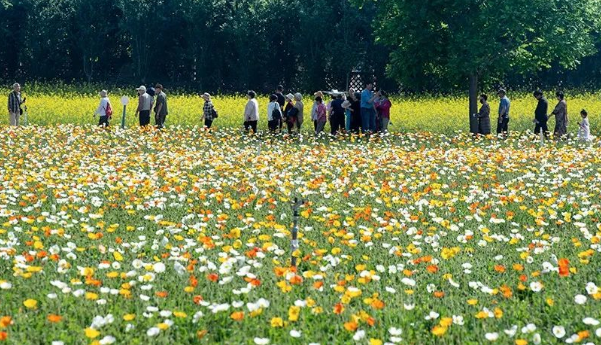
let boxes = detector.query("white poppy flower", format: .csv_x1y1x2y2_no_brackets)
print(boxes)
146,327,160,337
485,332,498,341
153,262,166,273
575,294,587,305
388,327,402,336
552,326,566,338
99,336,116,345
352,330,365,341
583,317,600,326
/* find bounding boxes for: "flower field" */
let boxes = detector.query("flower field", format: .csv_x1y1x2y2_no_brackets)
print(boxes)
0,125,600,344
2,88,600,135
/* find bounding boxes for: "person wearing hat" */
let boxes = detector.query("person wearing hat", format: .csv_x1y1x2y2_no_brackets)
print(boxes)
532,90,548,138
154,84,168,129
94,90,112,127
496,89,510,138
314,96,327,135
201,92,216,129
283,93,295,132
135,85,153,127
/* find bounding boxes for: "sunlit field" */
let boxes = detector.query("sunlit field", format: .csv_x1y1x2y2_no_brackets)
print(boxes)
2,88,599,136
0,125,600,344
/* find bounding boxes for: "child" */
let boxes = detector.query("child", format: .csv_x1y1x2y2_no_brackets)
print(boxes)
578,109,591,142
315,97,327,135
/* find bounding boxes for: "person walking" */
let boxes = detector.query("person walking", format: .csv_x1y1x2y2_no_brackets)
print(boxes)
283,93,295,133
94,90,112,127
578,109,591,142
315,96,327,135
375,90,392,133
275,86,285,131
473,94,491,136
135,85,153,127
549,91,568,139
343,99,352,132
361,82,376,133
243,90,259,133
532,90,548,138
329,93,345,135
201,93,216,129
311,91,323,132
294,93,304,133
275,85,286,109
154,84,168,129
496,89,510,138
267,94,283,133
350,92,362,133
7,83,25,126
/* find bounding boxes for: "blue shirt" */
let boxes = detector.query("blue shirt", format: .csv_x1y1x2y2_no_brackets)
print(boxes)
498,96,510,119
361,89,373,109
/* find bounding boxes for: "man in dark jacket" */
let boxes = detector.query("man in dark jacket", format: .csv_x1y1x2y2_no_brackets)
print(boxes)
533,90,549,138
8,83,25,126
329,93,345,135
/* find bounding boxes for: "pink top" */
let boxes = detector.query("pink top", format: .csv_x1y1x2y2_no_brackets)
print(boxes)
376,99,392,119
317,103,327,122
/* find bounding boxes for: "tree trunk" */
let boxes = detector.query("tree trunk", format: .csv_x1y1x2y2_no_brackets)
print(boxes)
468,74,479,134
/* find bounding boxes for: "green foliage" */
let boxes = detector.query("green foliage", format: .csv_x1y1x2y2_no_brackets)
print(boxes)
0,0,388,93
369,0,601,90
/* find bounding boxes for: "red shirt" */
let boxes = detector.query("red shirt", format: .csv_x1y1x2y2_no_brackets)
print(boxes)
376,99,392,119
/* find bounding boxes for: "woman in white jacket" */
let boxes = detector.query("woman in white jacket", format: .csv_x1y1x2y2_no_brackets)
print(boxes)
244,90,259,133
94,90,111,127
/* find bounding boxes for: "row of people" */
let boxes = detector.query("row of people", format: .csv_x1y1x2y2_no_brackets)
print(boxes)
5,83,592,140
475,89,591,141
242,83,393,135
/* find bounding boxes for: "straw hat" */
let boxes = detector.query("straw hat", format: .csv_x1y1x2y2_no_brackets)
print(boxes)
99,90,108,97
285,93,294,100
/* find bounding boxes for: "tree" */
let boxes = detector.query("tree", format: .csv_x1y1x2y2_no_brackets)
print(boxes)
366,0,601,133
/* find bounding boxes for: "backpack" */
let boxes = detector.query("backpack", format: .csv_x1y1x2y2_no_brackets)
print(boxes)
211,108,219,118
104,102,113,118
287,106,299,118
271,103,282,120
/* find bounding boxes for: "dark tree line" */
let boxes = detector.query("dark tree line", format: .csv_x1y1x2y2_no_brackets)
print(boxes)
0,0,390,93
3,0,601,95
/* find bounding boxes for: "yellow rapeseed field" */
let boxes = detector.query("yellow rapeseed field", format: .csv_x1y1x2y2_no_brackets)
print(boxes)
3,89,599,134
